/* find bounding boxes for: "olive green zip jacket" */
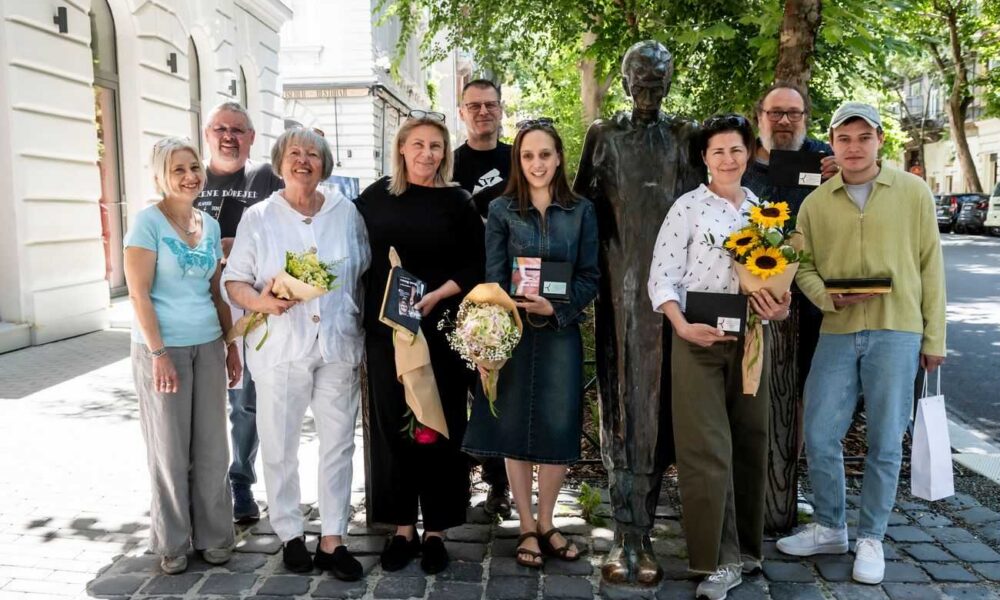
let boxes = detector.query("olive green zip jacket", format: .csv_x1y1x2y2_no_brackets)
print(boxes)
795,166,946,356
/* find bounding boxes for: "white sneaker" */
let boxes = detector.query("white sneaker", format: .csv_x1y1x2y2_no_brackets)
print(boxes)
202,547,232,565
160,554,188,574
852,538,885,584
776,522,849,557
695,564,742,600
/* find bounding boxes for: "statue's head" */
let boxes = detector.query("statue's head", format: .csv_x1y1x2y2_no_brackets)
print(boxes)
621,41,673,113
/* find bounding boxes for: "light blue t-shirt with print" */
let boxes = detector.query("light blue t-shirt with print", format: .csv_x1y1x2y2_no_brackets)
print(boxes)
124,205,223,347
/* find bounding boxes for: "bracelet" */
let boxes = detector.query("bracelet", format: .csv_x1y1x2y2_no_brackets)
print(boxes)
150,347,168,358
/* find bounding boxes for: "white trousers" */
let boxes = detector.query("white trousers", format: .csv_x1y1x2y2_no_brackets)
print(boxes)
254,338,359,540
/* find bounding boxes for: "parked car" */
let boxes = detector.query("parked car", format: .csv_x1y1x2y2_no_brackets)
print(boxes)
955,196,989,234
937,193,988,233
986,183,1000,236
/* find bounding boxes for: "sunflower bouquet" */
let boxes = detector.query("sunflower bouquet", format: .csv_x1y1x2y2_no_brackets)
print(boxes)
716,200,809,296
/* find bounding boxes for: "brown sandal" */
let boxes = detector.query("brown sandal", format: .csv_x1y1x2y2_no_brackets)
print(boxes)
515,532,543,568
537,526,581,561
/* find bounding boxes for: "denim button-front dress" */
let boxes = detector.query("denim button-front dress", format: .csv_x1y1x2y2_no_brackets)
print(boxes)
462,195,600,464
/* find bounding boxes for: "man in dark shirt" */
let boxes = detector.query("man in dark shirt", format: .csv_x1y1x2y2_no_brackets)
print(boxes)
198,102,283,524
452,80,513,518
452,80,512,218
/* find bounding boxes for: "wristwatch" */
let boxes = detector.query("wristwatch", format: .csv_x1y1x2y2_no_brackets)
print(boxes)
151,347,168,358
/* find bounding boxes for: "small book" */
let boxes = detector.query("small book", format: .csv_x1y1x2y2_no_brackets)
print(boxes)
768,149,825,188
824,277,893,294
684,291,748,337
379,266,426,336
510,257,572,302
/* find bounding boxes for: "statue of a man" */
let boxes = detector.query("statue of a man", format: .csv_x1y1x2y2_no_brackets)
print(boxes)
573,40,705,586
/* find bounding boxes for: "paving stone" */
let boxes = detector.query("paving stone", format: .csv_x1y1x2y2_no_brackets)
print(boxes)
225,552,270,572
492,537,518,556
929,528,978,543
435,560,483,582
830,582,891,599
257,575,313,596
345,534,385,555
972,563,1000,582
104,554,161,575
899,501,930,511
886,526,935,543
922,562,979,583
138,573,203,595
956,507,1000,525
236,534,283,554
490,556,542,578
447,524,491,543
543,557,594,576
726,580,768,599
374,576,427,599
762,541,788,561
593,536,613,554
542,574,594,598
655,579,699,599
769,583,825,600
944,542,1000,562
446,541,487,562
198,573,259,595
428,581,483,600
815,555,854,581
251,520,276,535
87,574,147,596
882,561,930,583
883,544,903,560
942,493,981,510
889,512,911,525
915,514,953,527
312,578,367,599
598,580,656,599
486,575,539,600
938,586,1000,599
466,506,494,524
974,523,1000,545
495,521,521,538
660,557,694,581
902,543,957,562
882,583,945,599
348,525,394,536
762,560,815,582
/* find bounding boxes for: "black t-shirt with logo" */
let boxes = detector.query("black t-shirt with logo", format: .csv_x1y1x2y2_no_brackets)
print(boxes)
453,142,512,218
195,162,284,238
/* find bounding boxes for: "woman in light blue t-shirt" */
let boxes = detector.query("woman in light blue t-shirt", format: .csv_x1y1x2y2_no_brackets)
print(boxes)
124,138,241,575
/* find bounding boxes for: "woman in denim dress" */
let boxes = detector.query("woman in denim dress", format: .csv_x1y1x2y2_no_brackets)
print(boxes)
462,120,600,568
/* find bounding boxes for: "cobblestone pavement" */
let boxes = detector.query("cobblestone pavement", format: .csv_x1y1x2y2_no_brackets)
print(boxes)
5,331,1000,599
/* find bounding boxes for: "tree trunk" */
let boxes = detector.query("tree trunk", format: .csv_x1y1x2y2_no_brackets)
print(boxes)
774,0,822,87
579,31,615,125
938,3,983,192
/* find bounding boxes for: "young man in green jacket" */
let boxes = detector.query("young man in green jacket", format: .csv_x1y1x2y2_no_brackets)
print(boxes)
776,102,946,585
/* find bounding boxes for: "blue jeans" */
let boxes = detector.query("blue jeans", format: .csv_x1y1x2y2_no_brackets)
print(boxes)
228,364,259,490
804,330,921,540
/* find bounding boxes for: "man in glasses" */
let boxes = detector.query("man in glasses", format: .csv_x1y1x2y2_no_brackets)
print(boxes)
197,102,284,525
453,80,511,219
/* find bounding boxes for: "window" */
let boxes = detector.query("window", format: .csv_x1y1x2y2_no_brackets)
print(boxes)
188,38,202,153
90,0,127,295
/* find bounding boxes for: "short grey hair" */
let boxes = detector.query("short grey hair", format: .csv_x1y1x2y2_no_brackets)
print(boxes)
206,102,255,131
271,127,334,180
151,137,204,197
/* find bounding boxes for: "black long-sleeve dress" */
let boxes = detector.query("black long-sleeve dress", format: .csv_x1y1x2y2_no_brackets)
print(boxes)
355,176,485,531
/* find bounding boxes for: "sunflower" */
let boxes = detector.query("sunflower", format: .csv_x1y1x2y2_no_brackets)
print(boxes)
746,246,788,279
724,228,760,257
750,202,791,228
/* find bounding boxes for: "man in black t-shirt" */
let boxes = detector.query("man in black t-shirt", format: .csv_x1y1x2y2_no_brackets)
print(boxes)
452,80,512,518
198,102,283,524
453,80,512,219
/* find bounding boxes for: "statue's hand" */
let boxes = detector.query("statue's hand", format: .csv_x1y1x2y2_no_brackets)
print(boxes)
677,322,737,348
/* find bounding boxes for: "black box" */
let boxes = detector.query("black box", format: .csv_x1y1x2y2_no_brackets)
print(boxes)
684,291,748,336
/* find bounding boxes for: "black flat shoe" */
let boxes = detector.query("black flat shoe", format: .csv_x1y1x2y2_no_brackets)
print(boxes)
315,545,363,581
380,533,420,572
420,535,449,574
282,536,313,573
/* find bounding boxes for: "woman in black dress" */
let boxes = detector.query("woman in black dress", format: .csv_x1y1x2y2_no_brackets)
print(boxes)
355,110,485,574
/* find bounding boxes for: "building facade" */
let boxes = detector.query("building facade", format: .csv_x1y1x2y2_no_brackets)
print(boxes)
0,0,291,352
279,0,469,189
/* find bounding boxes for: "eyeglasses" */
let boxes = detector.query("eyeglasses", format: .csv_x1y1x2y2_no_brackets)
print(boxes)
408,109,446,122
463,101,502,113
704,114,750,128
516,118,555,130
762,109,806,123
210,125,250,137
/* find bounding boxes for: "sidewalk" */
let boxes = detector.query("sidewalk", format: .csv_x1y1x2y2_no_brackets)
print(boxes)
2,331,1000,599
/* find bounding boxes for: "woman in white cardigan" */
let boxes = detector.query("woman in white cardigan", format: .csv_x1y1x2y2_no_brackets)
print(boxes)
224,128,370,580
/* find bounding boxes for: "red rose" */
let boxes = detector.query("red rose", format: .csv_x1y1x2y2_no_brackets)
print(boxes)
413,426,439,445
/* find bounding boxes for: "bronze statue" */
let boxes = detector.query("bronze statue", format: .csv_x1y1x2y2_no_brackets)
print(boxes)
573,40,705,586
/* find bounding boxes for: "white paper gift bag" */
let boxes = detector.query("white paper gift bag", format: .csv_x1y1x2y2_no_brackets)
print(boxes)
911,370,955,501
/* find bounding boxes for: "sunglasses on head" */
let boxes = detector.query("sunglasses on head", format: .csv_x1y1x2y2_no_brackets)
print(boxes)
408,109,446,122
704,114,750,128
516,118,555,130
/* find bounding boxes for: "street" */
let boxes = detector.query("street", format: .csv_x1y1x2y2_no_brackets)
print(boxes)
940,233,1000,439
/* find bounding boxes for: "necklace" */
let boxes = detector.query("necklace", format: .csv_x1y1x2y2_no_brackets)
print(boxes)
159,203,198,236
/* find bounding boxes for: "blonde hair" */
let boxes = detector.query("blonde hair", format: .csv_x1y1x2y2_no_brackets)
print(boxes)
271,127,334,180
151,137,204,198
388,117,455,196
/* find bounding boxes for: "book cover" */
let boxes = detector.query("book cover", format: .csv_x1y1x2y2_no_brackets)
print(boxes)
511,258,572,302
684,291,749,337
768,149,825,188
379,266,426,336
824,277,893,294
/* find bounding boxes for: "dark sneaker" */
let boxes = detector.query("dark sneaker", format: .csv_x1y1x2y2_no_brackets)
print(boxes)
315,545,363,581
380,534,420,572
420,535,449,574
233,486,260,524
282,537,313,573
483,485,512,520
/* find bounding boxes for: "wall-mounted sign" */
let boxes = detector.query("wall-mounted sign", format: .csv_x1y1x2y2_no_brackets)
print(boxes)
283,87,369,100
